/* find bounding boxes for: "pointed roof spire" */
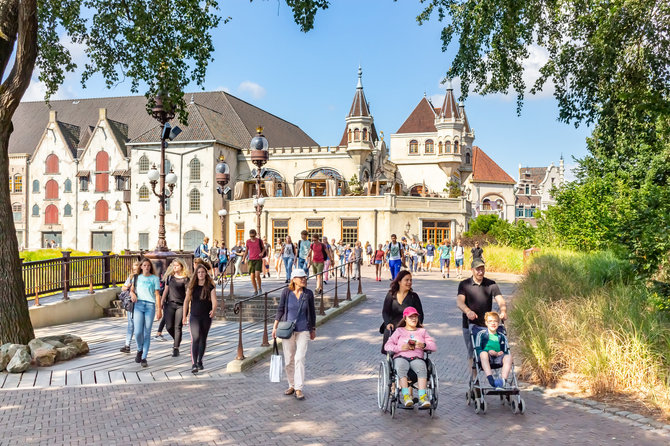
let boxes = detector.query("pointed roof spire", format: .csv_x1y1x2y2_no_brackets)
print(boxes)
348,66,370,117
357,65,363,89
440,80,459,119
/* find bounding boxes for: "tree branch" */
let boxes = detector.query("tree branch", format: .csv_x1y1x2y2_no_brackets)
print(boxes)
0,0,19,83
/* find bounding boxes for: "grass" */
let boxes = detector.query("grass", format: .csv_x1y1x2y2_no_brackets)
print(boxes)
510,249,670,417
20,249,104,262
467,245,524,274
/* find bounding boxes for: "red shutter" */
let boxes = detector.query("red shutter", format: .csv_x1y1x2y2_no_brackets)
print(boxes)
45,204,58,224
45,154,59,174
96,173,109,192
95,200,108,222
95,151,109,192
45,179,59,199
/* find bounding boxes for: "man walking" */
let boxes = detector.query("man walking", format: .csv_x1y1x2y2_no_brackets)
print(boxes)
453,239,465,279
385,234,404,280
307,233,327,293
243,229,267,296
297,230,311,274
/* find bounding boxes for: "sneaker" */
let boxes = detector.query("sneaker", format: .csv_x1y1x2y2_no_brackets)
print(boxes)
402,394,414,408
323,281,328,285
258,288,264,295
140,359,148,368
442,273,445,279
197,361,204,371
172,348,179,357
191,365,198,374
153,334,165,341
135,351,143,363
285,280,289,284
120,345,130,353
419,394,431,408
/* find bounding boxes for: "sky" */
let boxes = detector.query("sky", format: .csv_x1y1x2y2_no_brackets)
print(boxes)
23,0,591,180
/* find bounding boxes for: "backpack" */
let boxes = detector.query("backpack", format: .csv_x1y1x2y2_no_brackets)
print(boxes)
119,274,138,313
194,244,202,258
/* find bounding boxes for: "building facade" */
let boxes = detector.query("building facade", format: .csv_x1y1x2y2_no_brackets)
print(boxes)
515,159,565,225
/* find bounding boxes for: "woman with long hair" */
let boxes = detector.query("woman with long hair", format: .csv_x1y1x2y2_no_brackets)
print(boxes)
161,258,191,357
380,270,424,354
274,238,283,279
120,260,140,353
182,263,217,374
281,235,296,284
130,258,162,367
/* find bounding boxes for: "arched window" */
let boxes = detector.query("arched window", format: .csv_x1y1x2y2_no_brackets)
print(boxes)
425,139,434,154
115,200,122,211
353,128,360,141
409,185,425,196
63,178,72,193
138,154,150,173
348,129,352,143
82,201,89,211
445,141,451,153
45,179,59,200
95,199,108,222
32,204,39,216
45,204,58,224
64,204,72,217
189,189,200,212
363,128,368,141
32,179,40,193
138,185,150,201
45,154,59,174
438,142,444,154
13,174,22,193
12,203,21,222
465,152,471,164
409,140,418,154
95,151,109,192
189,158,200,182
454,140,459,153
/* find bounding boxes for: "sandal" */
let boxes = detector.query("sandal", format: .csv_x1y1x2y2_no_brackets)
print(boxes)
295,390,305,400
284,387,295,396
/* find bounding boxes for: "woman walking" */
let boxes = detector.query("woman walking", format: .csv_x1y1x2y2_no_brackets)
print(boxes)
322,236,334,285
218,243,229,281
130,258,162,367
274,238,283,279
373,244,384,281
380,270,424,354
182,263,217,373
120,260,140,353
161,258,190,357
282,235,296,284
272,269,316,400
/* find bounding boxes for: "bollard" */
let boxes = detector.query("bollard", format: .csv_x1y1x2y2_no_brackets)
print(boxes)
261,292,270,347
333,267,339,308
357,273,363,295
61,251,71,300
235,302,245,360
346,265,352,301
318,280,326,316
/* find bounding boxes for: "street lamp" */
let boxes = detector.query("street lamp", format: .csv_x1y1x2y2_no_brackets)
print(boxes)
250,127,269,237
405,221,411,234
215,156,230,246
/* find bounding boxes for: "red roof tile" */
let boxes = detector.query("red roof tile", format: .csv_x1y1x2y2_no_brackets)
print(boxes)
472,146,515,184
440,89,459,119
396,97,437,133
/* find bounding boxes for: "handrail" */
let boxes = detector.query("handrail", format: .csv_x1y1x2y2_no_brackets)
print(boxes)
232,258,363,360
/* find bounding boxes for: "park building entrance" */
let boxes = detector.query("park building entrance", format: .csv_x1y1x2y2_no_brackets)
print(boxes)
421,220,451,244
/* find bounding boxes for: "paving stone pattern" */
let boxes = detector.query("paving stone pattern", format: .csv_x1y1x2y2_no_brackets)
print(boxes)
0,267,667,445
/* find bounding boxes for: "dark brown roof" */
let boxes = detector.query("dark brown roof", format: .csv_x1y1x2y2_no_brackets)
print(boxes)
56,121,80,158
11,91,318,155
348,87,370,117
396,97,437,133
440,88,460,119
516,195,541,206
472,146,516,184
519,167,547,186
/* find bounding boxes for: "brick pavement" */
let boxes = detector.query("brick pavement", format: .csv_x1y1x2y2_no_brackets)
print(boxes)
0,266,667,445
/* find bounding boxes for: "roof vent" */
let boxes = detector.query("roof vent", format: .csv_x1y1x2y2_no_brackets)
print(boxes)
72,101,80,104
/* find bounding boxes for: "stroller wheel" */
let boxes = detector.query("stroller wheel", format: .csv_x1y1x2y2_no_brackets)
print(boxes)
481,399,488,414
429,407,435,418
390,400,397,418
511,398,519,414
474,399,481,414
500,393,505,405
518,397,526,414
466,390,471,405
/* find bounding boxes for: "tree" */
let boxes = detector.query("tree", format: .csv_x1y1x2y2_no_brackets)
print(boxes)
0,0,328,345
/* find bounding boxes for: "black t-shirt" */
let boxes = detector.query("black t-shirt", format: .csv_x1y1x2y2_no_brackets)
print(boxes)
190,284,213,318
457,277,501,328
166,276,188,305
471,247,484,259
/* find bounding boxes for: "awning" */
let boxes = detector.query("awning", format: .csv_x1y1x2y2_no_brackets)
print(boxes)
75,170,90,177
111,170,130,177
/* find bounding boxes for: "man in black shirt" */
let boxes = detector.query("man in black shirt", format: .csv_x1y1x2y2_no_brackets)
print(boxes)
471,241,484,261
457,258,507,377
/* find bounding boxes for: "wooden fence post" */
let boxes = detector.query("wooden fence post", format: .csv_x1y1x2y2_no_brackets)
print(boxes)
61,251,71,301
102,251,111,289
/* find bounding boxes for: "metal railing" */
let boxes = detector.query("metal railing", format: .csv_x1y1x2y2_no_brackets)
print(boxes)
232,258,364,360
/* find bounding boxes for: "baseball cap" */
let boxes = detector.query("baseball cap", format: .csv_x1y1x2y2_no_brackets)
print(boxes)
290,269,307,279
471,258,486,269
402,306,420,318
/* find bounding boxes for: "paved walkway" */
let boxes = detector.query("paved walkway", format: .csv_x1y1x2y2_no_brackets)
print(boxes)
1,266,667,445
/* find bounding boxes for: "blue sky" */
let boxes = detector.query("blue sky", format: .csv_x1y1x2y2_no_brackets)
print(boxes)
24,0,590,179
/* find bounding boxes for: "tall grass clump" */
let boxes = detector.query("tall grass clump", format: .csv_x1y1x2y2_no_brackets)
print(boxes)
20,249,104,262
462,245,524,274
510,250,670,411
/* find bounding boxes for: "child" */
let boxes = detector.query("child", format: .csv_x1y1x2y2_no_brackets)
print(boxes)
474,311,512,389
384,306,437,408
373,244,385,281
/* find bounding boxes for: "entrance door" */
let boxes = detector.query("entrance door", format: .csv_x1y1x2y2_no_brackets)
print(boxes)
421,221,451,244
92,232,113,251
42,231,62,248
183,230,205,252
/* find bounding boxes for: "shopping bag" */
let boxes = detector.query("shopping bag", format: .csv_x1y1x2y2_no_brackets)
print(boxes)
269,339,283,383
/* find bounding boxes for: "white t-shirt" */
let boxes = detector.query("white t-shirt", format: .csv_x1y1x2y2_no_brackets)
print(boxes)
387,242,402,261
454,245,464,260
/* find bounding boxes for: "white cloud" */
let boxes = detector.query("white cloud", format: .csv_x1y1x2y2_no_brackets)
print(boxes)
238,81,266,99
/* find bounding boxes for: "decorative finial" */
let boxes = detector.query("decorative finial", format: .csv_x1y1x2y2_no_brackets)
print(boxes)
423,91,427,98
256,126,264,134
357,65,363,89
190,93,194,104
447,78,453,90
218,154,225,162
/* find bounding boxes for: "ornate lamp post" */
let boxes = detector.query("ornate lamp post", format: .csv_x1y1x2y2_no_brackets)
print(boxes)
250,127,269,237
215,156,230,246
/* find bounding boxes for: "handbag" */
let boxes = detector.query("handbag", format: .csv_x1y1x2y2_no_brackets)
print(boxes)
276,291,305,339
269,339,283,383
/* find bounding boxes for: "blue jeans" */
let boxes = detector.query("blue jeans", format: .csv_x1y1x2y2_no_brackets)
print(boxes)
283,257,294,281
389,259,402,280
125,310,134,347
339,257,346,277
410,255,418,272
133,300,156,359
297,257,308,274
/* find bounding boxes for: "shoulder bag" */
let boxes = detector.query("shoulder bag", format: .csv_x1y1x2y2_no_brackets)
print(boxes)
276,290,306,339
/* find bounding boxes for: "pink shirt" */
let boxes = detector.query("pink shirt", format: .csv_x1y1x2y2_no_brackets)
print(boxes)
311,241,326,263
246,238,264,260
384,327,437,360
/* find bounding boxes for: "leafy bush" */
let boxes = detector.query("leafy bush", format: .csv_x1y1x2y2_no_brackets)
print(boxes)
464,214,500,236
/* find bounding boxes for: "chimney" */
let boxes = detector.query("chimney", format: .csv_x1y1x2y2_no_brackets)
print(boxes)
49,110,57,123
99,108,107,120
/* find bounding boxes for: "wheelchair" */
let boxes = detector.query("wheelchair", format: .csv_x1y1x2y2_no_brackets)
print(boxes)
377,351,438,418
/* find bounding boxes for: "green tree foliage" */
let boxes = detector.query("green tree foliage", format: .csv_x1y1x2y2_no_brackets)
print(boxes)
443,180,461,198
464,214,536,250
464,214,499,236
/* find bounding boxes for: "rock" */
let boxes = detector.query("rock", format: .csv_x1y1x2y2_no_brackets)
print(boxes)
6,344,28,360
62,334,82,344
6,349,31,373
0,343,13,371
55,346,78,362
68,340,89,355
43,339,66,349
33,348,57,366
28,338,56,359
41,335,67,344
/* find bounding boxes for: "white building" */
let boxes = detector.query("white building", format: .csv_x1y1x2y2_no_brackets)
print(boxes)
515,159,565,225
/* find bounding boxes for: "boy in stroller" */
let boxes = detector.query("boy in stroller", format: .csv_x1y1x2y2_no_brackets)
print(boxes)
473,311,512,389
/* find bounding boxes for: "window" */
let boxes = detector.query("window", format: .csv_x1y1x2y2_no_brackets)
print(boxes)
515,207,524,218
80,176,89,192
82,201,89,211
422,220,450,245
33,179,40,193
363,128,368,141
95,151,110,192
189,189,200,212
445,141,451,153
341,219,359,246
165,193,171,212
425,139,434,154
139,233,149,250
64,204,72,217
465,152,471,164
13,174,22,193
235,223,245,246
409,185,425,196
524,184,530,195
272,219,289,245
45,154,59,174
189,158,201,182
63,178,72,193
438,142,444,154
409,140,418,154
12,203,21,222
454,140,459,153
138,185,150,201
348,129,352,142
276,184,284,197
525,207,536,218
353,128,360,141
95,200,108,222
115,200,122,211
306,219,323,240
32,204,39,216
45,179,59,200
138,155,150,173
45,204,58,225
115,176,126,191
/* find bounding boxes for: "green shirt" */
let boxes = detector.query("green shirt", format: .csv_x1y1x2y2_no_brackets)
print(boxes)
484,331,501,352
437,245,452,259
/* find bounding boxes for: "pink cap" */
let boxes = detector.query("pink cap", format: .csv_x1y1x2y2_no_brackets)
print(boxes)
403,306,419,318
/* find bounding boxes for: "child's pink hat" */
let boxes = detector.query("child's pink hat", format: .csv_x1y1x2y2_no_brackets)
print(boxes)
403,307,419,318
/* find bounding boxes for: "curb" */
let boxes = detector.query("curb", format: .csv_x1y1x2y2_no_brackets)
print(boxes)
226,293,367,373
526,384,670,433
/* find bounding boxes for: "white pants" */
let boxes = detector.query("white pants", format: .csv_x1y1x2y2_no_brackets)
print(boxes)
283,330,310,391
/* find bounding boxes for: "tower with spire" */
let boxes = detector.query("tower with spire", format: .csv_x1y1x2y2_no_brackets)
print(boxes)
341,66,377,166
